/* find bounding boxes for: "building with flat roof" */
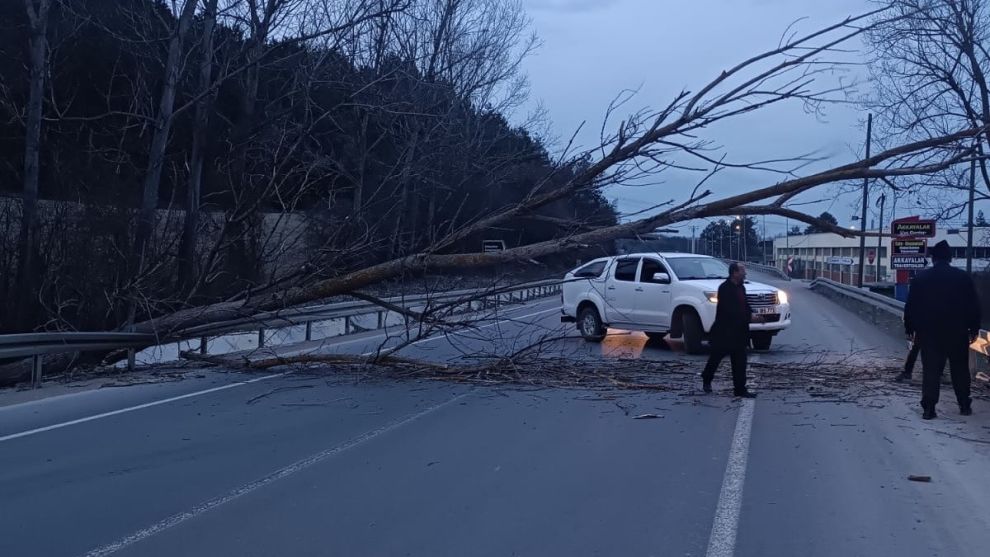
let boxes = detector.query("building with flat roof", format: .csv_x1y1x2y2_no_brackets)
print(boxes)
772,226,990,284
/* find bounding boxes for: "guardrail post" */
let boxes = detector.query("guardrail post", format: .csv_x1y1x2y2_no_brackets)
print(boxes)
258,328,265,348
31,355,42,388
377,311,384,329
127,349,135,371
345,316,352,335
199,336,208,355
305,321,313,341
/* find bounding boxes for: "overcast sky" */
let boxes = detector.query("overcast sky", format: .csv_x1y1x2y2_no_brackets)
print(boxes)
518,0,978,237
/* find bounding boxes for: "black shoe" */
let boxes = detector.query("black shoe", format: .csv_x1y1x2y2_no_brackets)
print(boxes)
922,408,937,420
961,402,973,416
895,372,912,382
734,390,757,399
703,381,712,394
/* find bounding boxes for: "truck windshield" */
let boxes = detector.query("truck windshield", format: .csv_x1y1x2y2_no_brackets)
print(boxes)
666,257,729,280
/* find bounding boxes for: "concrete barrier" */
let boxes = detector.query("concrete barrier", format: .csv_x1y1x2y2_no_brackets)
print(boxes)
809,277,990,381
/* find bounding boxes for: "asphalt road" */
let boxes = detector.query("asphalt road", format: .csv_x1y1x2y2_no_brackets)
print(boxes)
1,273,989,557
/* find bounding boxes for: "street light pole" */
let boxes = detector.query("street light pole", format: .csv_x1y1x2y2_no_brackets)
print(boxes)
857,113,872,288
762,214,767,264
742,218,747,262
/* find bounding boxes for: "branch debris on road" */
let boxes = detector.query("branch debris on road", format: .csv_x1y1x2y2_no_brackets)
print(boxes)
246,385,314,405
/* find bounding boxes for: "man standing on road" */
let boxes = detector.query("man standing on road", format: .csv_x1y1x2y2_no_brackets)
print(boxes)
904,240,980,419
702,262,763,398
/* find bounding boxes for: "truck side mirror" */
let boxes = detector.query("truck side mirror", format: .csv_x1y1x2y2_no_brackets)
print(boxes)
652,272,670,284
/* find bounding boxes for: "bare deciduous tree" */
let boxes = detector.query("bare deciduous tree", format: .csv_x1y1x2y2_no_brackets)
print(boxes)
16,0,53,325
867,0,990,216
129,9,985,339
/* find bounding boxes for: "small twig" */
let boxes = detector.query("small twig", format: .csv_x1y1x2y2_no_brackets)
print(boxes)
246,384,314,405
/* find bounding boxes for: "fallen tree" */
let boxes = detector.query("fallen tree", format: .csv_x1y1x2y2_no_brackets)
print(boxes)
2,8,986,386
127,9,984,341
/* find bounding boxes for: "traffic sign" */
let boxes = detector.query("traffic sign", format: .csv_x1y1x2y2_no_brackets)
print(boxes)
892,238,928,255
891,255,927,270
892,218,936,238
826,256,855,265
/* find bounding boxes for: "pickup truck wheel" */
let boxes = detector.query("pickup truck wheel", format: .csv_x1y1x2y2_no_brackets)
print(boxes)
578,306,605,342
751,333,772,351
682,311,704,355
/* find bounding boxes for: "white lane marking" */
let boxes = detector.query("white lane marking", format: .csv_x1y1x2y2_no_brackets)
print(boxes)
0,372,288,444
81,392,469,557
706,398,756,557
360,306,561,355
0,300,557,438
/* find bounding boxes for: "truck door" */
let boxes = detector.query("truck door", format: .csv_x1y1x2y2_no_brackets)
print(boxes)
634,258,673,328
604,257,640,324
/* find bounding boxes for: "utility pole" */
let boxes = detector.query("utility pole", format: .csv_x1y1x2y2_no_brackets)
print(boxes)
876,192,886,283
857,113,872,287
691,225,696,254
742,218,747,262
721,222,726,259
762,214,767,264
968,157,976,273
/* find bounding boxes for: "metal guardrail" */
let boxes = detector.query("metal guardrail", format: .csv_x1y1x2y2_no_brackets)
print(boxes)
0,279,563,388
719,259,790,280
810,277,990,381
0,332,155,388
808,277,905,315
177,280,562,338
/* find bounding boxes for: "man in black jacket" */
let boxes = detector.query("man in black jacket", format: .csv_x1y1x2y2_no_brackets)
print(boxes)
904,240,980,419
702,262,763,398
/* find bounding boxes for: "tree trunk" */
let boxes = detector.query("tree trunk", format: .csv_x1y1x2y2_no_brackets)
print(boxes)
133,0,198,274
390,127,419,258
178,0,220,293
353,110,369,215
125,127,980,338
223,29,267,289
15,0,52,331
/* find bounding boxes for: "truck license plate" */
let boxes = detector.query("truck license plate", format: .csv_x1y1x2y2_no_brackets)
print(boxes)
755,307,777,315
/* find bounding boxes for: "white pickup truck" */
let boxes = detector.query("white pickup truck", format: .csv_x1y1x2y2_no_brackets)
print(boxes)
560,253,791,353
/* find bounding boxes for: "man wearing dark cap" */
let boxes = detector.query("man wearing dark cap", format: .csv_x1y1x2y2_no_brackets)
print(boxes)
702,262,763,398
904,240,980,419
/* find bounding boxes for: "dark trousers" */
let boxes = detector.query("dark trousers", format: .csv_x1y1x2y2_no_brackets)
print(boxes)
904,339,921,375
702,346,748,392
920,336,971,409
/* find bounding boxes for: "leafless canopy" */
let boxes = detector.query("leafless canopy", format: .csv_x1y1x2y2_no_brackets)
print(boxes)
131,7,984,338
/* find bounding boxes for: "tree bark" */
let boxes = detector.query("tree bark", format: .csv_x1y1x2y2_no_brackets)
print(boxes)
179,0,220,293
128,127,981,338
133,0,199,273
15,0,52,330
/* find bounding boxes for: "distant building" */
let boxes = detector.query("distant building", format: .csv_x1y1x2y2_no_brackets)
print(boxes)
772,227,990,284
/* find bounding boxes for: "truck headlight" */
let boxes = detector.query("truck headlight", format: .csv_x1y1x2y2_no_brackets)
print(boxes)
777,290,788,305
705,291,718,303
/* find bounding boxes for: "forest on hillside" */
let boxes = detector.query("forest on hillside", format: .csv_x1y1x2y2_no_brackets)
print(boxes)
0,0,617,333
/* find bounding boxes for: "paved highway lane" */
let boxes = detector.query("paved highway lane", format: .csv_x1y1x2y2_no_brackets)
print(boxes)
1,271,988,556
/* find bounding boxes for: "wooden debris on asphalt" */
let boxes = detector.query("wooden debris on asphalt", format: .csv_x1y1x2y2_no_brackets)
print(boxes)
233,351,988,412
907,475,932,482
